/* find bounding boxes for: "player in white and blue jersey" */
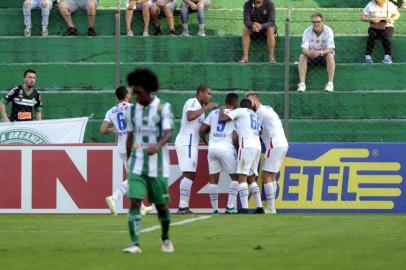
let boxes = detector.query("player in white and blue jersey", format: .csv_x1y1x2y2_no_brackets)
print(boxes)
219,98,263,214
199,93,240,214
101,86,152,216
246,91,288,214
175,85,217,214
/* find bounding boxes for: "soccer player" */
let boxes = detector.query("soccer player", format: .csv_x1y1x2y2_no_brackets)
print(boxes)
175,85,217,214
23,0,53,37
246,91,288,214
123,68,174,253
101,86,153,216
219,98,262,214
199,93,240,214
0,69,42,122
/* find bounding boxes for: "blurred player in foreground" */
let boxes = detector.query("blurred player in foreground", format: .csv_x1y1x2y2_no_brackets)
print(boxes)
123,68,175,253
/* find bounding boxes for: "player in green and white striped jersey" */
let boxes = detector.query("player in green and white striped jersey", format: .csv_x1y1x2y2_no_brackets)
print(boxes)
122,68,175,254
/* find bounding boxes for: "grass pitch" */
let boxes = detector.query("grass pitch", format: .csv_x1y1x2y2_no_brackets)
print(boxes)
0,214,405,270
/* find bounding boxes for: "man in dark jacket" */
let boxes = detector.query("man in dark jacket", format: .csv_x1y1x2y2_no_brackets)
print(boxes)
240,0,276,63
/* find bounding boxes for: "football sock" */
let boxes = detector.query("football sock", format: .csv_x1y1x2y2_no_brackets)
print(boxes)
272,181,278,208
239,182,249,209
264,182,275,209
179,177,193,208
227,180,239,208
208,184,218,211
128,208,141,245
112,180,128,201
249,182,263,208
158,208,171,241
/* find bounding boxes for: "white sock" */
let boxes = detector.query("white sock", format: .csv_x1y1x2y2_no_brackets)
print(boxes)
179,177,193,208
264,182,275,209
227,180,239,208
272,181,278,209
249,182,263,208
239,182,249,209
208,184,218,211
112,180,128,200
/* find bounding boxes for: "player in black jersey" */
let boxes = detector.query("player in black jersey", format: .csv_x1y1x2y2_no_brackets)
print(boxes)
0,69,42,122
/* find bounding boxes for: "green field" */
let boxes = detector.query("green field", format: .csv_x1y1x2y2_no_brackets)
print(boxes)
0,214,405,269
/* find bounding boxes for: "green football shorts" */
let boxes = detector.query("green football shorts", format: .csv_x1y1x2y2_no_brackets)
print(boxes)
128,173,170,205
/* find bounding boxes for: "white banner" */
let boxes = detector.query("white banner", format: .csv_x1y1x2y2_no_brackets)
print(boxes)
0,117,88,144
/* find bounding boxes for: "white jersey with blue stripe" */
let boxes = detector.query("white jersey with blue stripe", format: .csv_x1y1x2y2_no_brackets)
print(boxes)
204,108,235,150
175,97,204,147
104,102,132,154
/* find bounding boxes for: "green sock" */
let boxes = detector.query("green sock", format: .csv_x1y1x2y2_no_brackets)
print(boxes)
158,208,171,241
128,208,141,245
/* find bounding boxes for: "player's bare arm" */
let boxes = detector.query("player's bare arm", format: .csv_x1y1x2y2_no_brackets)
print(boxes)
186,102,217,121
0,103,10,122
99,120,116,134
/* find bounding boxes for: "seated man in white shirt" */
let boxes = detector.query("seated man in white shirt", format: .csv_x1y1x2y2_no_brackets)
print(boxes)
297,12,335,93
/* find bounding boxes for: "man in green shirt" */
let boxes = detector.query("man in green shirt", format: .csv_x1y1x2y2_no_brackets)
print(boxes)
123,68,175,254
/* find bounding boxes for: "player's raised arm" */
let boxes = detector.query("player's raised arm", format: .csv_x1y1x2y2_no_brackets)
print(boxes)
187,102,217,121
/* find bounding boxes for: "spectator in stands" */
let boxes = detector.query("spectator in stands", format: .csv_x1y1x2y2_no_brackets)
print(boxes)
297,12,335,92
0,69,42,122
126,0,153,36
150,0,177,35
361,0,400,64
240,0,276,64
180,0,211,36
58,0,98,36
23,0,53,37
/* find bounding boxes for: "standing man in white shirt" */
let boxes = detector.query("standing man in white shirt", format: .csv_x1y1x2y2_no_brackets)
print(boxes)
219,98,262,214
101,86,153,216
175,85,217,214
297,12,335,93
246,91,288,214
199,93,240,214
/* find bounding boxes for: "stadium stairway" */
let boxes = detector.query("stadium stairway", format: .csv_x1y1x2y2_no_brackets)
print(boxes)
0,0,405,142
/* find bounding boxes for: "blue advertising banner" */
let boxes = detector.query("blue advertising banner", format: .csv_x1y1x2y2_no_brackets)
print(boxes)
258,143,406,213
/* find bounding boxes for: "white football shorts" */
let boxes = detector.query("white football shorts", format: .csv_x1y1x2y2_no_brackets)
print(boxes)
262,146,288,173
65,0,98,12
236,148,260,176
175,144,198,173
207,147,237,175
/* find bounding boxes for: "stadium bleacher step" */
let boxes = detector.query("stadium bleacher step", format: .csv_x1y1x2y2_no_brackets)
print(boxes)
1,36,406,63
1,62,406,91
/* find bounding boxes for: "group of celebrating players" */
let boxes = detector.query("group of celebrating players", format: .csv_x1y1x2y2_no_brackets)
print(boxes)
100,68,288,252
